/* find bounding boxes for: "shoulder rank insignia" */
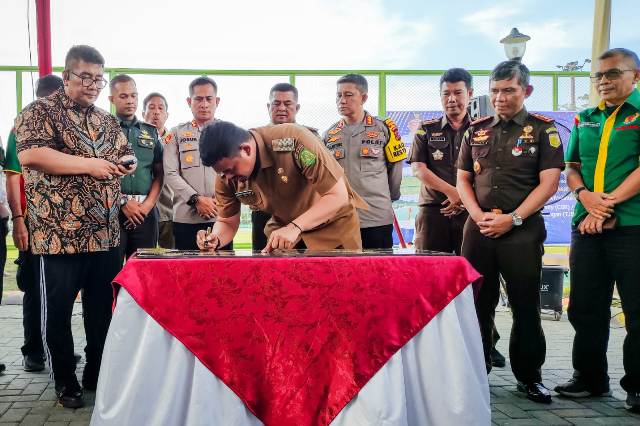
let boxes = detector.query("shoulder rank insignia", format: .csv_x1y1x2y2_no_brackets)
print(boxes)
327,128,341,135
365,115,374,126
272,138,295,152
531,112,554,123
164,133,174,143
470,115,492,126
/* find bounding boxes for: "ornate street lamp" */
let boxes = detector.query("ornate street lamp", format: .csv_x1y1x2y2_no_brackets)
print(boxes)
500,28,531,61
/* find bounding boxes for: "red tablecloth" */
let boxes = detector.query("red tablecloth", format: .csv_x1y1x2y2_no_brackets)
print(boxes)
113,255,481,426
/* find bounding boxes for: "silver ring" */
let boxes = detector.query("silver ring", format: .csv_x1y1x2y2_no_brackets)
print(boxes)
106,174,113,180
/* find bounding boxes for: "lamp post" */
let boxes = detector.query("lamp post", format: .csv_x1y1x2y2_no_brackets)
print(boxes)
500,28,531,61
556,59,591,110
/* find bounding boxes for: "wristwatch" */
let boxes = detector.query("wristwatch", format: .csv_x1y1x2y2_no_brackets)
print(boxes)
573,186,587,200
187,194,200,207
511,212,523,226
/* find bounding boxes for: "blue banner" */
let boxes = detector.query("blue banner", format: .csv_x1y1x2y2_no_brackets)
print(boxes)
387,110,576,246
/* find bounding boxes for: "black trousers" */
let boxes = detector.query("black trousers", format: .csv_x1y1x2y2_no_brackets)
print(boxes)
15,249,44,357
251,210,270,251
360,224,394,250
119,207,159,260
173,222,233,251
0,217,7,304
40,247,121,389
414,206,468,254
569,225,640,393
462,213,546,383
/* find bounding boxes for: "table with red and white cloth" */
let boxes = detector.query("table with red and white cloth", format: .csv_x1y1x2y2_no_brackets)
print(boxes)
91,252,489,426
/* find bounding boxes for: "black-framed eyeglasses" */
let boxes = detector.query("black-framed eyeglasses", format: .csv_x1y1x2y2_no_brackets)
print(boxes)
69,71,107,89
590,68,635,83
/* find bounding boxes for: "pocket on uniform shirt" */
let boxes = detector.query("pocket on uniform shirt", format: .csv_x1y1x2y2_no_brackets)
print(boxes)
360,144,384,172
471,145,490,160
179,145,201,169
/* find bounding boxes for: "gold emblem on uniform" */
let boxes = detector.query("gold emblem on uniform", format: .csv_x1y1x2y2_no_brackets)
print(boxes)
272,138,295,152
549,133,561,148
328,129,341,135
328,136,341,143
280,175,288,183
361,147,370,156
334,149,345,159
415,129,426,136
182,131,194,138
183,143,193,150
140,129,153,139
432,149,444,161
366,131,379,138
519,125,534,143
277,168,284,175
472,129,490,143
473,161,482,174
185,154,194,163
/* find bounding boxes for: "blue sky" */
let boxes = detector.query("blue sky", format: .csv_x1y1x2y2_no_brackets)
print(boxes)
1,0,639,140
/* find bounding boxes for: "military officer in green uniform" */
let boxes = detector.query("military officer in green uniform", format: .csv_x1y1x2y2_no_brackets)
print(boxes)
323,74,406,249
456,60,565,404
109,75,163,260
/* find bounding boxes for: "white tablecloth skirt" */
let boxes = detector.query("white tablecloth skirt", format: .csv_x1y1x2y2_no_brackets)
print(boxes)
91,286,489,426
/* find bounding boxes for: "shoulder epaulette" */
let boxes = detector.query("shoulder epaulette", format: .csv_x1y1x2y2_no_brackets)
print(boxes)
531,112,554,123
470,115,492,126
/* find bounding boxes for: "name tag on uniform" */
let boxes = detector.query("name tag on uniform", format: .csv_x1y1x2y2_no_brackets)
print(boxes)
138,137,155,148
578,121,600,128
272,138,295,151
428,137,446,143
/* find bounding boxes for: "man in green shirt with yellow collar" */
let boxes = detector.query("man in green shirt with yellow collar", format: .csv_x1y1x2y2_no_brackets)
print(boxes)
557,48,640,413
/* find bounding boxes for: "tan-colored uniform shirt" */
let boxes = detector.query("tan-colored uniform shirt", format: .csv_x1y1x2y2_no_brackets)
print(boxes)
323,112,406,228
216,123,367,250
163,119,217,224
14,87,133,254
456,107,565,212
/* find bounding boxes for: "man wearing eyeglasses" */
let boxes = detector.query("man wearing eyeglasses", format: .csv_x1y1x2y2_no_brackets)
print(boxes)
556,48,640,413
163,77,232,250
15,45,136,409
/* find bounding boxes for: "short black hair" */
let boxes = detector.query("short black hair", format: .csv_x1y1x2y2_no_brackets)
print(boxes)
269,83,298,101
337,73,368,93
199,121,251,167
143,92,168,113
440,68,473,90
64,45,105,70
599,48,640,69
490,60,530,89
109,74,135,93
189,76,218,97
35,75,63,98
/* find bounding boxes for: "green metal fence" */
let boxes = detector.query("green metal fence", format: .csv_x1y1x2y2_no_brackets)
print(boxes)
0,66,593,117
